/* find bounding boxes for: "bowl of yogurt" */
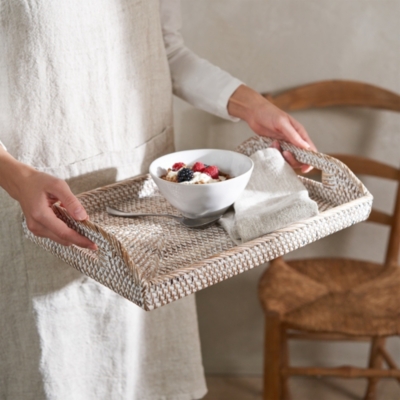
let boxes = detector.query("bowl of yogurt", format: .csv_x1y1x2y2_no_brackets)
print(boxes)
149,149,254,219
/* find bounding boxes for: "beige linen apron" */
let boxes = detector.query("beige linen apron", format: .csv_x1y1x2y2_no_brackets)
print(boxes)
0,1,206,399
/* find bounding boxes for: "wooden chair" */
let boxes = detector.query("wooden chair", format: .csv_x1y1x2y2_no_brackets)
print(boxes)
258,80,400,400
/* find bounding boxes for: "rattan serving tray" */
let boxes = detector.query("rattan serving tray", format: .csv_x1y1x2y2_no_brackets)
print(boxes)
23,137,373,310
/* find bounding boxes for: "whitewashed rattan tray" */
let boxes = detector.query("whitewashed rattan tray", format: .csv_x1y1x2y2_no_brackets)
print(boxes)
23,137,373,310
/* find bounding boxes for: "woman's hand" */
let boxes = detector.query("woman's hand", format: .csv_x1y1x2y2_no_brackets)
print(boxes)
228,84,316,173
0,149,97,250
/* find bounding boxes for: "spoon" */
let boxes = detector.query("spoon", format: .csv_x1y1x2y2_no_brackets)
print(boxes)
106,206,221,229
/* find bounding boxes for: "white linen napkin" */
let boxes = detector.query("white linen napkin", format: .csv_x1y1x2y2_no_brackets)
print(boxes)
219,148,319,244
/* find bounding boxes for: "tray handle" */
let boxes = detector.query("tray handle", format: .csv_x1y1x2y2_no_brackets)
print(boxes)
22,204,141,291
237,136,370,202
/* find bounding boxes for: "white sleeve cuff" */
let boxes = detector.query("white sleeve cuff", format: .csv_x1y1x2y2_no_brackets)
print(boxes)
216,78,243,122
0,140,7,151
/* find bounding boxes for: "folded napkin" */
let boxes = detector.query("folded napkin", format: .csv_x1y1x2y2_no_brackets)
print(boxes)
219,148,319,244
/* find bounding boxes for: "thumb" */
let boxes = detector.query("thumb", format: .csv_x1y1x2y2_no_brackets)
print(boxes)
51,181,88,221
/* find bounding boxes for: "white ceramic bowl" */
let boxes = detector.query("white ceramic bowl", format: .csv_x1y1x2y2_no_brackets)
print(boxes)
149,149,254,219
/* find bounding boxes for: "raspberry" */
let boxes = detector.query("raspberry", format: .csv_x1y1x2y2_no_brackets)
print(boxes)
192,161,205,173
172,162,185,171
177,168,194,182
203,165,219,179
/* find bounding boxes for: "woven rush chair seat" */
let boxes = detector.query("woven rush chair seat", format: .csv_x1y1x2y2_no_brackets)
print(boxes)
259,258,400,336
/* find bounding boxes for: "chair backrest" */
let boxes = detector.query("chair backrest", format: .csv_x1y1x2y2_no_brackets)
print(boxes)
262,80,400,267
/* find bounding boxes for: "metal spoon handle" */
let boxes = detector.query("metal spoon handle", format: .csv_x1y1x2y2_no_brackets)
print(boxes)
106,207,179,221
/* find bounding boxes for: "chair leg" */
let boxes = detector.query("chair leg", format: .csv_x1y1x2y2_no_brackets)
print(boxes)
280,327,291,400
263,311,283,400
364,337,385,400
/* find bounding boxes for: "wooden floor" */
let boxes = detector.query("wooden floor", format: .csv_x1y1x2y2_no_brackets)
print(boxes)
203,375,400,400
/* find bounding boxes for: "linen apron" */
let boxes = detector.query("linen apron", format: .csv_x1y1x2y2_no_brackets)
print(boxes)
0,1,206,399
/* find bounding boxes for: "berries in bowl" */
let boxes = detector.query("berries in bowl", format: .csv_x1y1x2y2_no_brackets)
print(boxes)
149,149,254,219
161,161,231,184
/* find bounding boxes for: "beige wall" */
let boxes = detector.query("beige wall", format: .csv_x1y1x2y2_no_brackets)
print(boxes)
174,0,400,374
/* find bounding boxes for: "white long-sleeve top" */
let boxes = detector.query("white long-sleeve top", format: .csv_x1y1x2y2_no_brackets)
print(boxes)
160,0,242,121
0,0,242,153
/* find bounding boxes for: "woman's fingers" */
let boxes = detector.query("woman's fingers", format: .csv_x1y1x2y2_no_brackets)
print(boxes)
49,179,88,221
288,117,317,151
277,117,315,172
18,171,97,248
282,150,303,169
3,161,97,248
269,140,281,151
270,140,313,173
27,206,97,249
300,164,313,174
278,117,311,150
282,150,313,173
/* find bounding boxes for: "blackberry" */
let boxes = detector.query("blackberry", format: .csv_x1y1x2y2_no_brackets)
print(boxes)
177,168,194,183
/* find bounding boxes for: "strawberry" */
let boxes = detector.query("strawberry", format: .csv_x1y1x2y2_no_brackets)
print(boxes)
192,161,206,173
203,165,219,179
172,162,185,171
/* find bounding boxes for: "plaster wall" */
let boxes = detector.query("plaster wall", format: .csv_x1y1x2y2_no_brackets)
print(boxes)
174,0,400,374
